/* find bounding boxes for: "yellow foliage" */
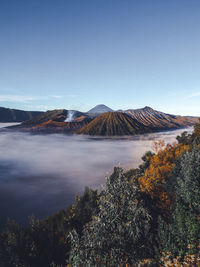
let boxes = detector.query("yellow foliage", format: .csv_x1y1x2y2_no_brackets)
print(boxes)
161,251,200,267
138,142,189,211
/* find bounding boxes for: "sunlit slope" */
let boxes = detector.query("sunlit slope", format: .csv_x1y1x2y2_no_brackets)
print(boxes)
77,112,152,136
125,106,198,129
7,106,198,135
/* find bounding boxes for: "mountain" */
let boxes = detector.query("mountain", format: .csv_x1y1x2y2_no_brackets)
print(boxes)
0,107,43,122
88,104,113,114
8,106,198,135
124,106,198,130
77,112,152,136
11,109,92,133
20,109,68,126
77,107,198,136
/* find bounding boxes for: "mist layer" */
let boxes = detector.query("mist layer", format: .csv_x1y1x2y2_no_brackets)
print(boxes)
0,127,192,224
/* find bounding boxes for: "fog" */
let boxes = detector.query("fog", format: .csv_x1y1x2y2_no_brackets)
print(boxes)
0,122,20,128
0,126,193,224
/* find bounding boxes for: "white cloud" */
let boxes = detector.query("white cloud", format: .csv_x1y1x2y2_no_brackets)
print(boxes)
49,95,63,99
22,105,57,111
0,93,78,103
0,94,38,103
185,91,200,99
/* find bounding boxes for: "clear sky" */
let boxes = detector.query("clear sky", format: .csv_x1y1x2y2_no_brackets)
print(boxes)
0,0,200,115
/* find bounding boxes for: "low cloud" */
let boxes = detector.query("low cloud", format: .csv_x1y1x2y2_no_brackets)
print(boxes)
0,127,193,224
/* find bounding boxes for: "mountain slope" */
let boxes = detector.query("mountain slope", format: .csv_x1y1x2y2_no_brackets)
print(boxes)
124,106,198,130
77,112,152,136
88,104,113,114
0,107,43,122
11,109,92,133
8,106,198,135
26,119,92,133
21,109,68,126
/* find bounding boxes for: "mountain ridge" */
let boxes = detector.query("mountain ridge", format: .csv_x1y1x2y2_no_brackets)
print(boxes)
0,107,43,122
4,105,198,136
123,106,197,130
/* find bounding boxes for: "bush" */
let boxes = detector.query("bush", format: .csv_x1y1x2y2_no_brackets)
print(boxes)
158,147,200,264
69,167,157,266
0,188,98,267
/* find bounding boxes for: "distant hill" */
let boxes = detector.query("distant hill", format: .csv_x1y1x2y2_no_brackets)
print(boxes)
77,112,152,136
88,104,113,114
21,109,68,126
0,107,43,122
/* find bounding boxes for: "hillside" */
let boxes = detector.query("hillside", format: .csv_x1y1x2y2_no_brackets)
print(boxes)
77,112,152,136
0,107,43,122
8,106,198,135
20,109,68,126
77,108,198,136
124,106,198,130
11,109,92,133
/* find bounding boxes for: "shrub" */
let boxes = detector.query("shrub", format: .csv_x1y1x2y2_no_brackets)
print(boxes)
158,147,200,264
69,167,157,266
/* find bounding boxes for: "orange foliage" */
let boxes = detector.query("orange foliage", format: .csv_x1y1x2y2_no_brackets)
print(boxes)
161,250,200,267
139,142,189,211
152,139,166,153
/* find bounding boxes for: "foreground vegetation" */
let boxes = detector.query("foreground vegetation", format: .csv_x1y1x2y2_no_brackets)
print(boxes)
1,120,200,266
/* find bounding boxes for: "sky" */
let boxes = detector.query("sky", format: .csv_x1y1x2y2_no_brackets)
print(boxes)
0,0,200,115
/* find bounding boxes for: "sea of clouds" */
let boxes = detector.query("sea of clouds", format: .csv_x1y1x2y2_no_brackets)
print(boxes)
0,125,193,224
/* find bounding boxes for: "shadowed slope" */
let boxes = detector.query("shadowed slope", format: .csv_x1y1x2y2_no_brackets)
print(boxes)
20,109,68,125
0,107,43,122
77,112,152,136
9,109,92,133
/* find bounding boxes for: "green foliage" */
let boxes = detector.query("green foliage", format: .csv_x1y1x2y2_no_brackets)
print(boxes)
0,187,98,267
1,123,200,266
194,118,200,137
69,167,156,266
65,186,99,235
158,147,200,260
176,131,194,146
0,215,68,267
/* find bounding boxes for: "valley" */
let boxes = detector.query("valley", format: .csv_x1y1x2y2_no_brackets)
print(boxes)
0,126,192,225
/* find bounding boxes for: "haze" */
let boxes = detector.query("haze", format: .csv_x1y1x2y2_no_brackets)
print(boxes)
0,127,192,225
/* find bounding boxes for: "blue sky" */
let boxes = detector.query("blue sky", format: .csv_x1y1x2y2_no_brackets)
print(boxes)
0,0,200,115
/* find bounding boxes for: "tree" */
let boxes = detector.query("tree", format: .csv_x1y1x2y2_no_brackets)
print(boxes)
194,118,200,137
138,143,189,213
0,188,98,267
68,167,157,266
158,147,200,265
